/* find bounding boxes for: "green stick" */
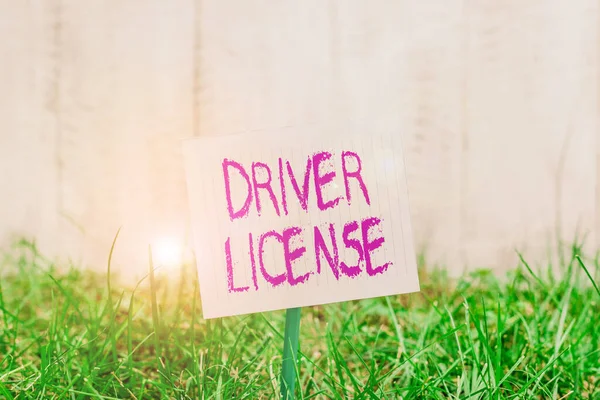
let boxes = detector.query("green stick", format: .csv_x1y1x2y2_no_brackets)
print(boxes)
280,307,302,399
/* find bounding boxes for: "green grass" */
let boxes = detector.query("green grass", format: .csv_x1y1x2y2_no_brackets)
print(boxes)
0,239,599,399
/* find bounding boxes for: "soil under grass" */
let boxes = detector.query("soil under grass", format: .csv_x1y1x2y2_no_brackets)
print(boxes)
0,240,599,399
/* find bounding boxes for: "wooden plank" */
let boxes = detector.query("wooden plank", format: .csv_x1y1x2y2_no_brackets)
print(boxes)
596,0,600,253
0,1,60,256
56,0,194,275
461,0,597,270
399,1,465,269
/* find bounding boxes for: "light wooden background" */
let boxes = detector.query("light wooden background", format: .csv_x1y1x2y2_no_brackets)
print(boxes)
0,1,597,277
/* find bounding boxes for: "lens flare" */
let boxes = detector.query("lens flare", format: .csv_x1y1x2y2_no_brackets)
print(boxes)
152,237,184,269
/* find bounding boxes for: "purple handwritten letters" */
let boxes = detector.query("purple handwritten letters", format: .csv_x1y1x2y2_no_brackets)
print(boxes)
222,150,392,293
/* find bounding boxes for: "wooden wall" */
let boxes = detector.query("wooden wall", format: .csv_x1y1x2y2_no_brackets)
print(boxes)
0,0,597,277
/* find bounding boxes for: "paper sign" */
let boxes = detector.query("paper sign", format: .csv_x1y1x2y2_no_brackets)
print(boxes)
183,125,419,318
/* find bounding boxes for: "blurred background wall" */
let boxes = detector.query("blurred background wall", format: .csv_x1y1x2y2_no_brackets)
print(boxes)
0,0,597,278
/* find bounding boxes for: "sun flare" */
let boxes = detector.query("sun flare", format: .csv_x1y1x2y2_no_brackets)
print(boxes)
151,236,184,269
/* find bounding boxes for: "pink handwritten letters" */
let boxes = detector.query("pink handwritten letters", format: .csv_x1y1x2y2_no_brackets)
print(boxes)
222,150,392,293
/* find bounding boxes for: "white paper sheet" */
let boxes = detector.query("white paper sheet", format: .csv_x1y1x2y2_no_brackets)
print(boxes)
183,124,419,318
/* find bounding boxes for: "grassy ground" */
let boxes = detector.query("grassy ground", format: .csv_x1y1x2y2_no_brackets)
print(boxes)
0,240,599,399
